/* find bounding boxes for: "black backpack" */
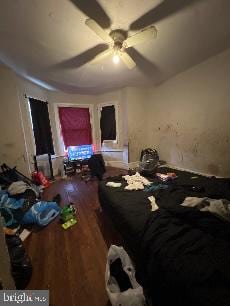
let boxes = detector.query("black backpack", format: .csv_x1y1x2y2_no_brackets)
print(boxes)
139,148,159,176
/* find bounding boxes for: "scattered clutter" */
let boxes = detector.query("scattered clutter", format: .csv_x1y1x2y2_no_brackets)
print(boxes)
144,183,168,192
22,201,60,226
60,204,77,230
148,196,159,211
31,170,50,188
181,197,230,222
100,165,230,306
123,172,151,191
156,172,177,182
106,245,145,306
63,153,105,181
8,181,38,196
106,182,122,188
0,189,60,228
62,218,77,230
19,229,31,241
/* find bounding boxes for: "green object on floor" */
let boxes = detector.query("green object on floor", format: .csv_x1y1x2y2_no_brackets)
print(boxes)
60,204,76,223
62,218,77,230
191,176,199,179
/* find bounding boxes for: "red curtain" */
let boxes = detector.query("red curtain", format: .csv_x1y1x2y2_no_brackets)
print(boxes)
58,107,92,147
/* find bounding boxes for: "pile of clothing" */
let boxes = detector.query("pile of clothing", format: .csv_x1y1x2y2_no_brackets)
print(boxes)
0,181,60,229
123,172,151,190
0,180,61,290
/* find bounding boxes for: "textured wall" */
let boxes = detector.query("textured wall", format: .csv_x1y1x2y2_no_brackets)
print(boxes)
147,48,230,177
126,87,149,162
0,66,30,175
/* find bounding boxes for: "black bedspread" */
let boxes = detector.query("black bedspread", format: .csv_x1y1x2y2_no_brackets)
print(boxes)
139,206,230,306
98,167,230,306
98,178,151,252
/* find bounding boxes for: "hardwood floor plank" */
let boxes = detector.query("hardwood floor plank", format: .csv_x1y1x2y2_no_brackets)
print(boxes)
24,167,126,306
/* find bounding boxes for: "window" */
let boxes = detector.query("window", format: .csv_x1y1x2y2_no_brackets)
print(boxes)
100,105,117,143
58,107,92,148
28,98,54,155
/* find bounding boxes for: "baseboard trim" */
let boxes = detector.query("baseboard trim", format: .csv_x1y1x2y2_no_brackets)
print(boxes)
161,163,224,178
105,160,140,170
128,161,139,169
123,161,224,178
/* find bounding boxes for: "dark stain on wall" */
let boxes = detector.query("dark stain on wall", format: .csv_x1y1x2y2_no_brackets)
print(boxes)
192,142,199,156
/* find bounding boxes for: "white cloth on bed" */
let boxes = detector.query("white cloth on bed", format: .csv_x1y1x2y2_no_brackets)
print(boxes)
123,172,151,191
181,197,230,222
148,196,159,211
106,182,122,188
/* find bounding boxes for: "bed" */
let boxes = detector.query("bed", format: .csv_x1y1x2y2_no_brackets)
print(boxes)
98,167,230,306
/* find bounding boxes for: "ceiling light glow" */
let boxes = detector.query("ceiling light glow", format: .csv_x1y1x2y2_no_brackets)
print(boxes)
113,54,120,64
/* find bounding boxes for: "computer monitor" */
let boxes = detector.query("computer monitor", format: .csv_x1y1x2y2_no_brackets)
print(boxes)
67,145,93,161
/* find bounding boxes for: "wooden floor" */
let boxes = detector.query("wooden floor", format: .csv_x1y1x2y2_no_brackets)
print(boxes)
24,168,127,306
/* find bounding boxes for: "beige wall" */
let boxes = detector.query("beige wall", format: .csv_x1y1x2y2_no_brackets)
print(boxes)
126,87,149,162
0,66,30,176
146,48,230,177
16,75,48,174
0,66,51,176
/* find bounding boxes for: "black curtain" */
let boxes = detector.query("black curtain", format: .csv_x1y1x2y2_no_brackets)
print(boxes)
29,98,54,155
100,105,116,142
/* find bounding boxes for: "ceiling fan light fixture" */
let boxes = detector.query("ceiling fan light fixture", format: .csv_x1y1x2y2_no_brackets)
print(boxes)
112,54,120,64
85,18,157,69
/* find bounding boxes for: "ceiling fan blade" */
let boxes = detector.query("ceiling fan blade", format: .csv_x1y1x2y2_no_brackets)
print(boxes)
130,0,201,30
90,48,114,64
70,0,111,28
123,26,157,48
119,51,136,69
54,44,108,69
85,18,112,44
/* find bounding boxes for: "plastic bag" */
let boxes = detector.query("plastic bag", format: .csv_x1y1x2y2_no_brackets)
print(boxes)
106,245,146,306
22,201,60,226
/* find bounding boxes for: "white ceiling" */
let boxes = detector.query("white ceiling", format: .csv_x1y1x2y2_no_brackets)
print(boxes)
0,0,230,94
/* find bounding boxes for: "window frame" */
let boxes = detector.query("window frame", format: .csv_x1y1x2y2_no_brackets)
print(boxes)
97,101,120,151
26,97,55,159
54,103,95,156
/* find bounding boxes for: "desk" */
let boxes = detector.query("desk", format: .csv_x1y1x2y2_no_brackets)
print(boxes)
63,154,105,179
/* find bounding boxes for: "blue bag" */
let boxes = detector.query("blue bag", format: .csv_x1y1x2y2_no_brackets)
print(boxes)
22,201,60,226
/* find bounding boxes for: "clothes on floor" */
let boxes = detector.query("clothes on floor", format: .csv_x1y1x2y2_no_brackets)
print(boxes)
0,189,60,227
123,172,151,191
22,201,60,226
8,181,39,197
181,196,230,222
0,190,25,227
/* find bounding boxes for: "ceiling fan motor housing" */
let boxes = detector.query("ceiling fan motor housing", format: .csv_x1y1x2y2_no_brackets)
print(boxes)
110,30,127,50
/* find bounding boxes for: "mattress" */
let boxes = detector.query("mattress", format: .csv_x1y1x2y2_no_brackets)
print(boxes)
98,167,230,306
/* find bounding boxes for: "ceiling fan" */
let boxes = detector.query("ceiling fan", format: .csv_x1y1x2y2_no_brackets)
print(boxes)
85,18,157,69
